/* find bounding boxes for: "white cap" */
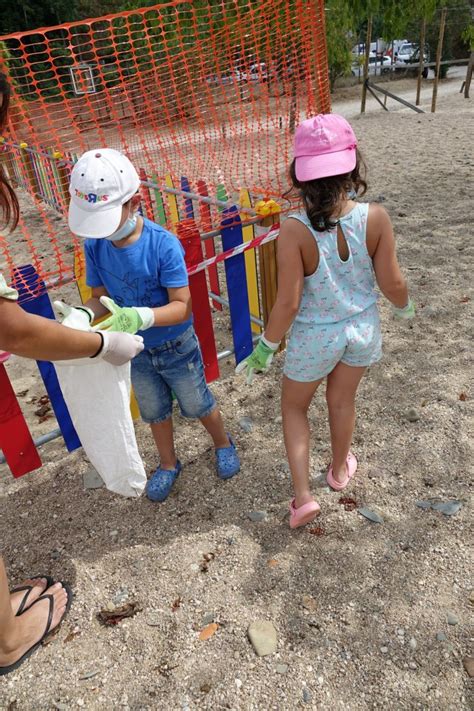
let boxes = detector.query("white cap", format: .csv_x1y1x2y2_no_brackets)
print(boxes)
68,148,140,238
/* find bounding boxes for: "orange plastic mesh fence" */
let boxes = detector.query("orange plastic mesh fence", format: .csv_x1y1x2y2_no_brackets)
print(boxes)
0,0,330,292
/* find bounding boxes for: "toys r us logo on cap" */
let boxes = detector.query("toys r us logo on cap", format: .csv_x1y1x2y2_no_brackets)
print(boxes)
74,189,109,203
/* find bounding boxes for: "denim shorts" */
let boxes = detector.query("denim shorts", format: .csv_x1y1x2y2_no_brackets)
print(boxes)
131,326,216,423
284,303,382,382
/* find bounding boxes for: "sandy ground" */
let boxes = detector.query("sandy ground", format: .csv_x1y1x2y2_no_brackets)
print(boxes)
0,77,473,710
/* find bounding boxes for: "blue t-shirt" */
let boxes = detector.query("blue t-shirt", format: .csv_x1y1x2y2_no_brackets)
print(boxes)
84,217,192,347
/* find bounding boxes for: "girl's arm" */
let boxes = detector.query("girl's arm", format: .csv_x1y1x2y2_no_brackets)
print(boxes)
368,204,409,309
263,219,305,344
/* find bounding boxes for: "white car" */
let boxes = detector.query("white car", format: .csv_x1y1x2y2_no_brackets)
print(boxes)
395,43,429,77
352,53,392,77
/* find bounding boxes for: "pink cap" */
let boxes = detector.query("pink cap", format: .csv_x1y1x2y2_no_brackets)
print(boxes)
294,114,357,181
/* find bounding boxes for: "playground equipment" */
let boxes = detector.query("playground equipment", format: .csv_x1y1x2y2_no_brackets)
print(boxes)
0,0,330,477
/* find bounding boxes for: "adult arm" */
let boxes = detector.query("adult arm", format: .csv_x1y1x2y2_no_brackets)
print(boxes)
0,297,103,360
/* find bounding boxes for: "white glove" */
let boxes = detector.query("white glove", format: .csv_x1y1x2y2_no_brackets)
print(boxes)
54,301,95,329
94,331,144,366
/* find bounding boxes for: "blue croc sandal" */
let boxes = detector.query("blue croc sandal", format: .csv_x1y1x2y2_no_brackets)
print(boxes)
216,435,240,480
146,460,182,502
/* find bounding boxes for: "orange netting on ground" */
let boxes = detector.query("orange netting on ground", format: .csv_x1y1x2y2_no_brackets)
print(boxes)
0,0,330,291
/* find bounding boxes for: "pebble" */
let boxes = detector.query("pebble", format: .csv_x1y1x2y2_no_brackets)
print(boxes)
436,632,447,641
83,467,104,490
463,657,474,677
202,612,215,626
409,661,417,670
247,620,277,656
447,611,459,626
235,678,242,689
432,501,462,516
406,408,420,422
380,646,389,654
276,664,288,674
303,688,312,703
396,628,405,636
358,507,384,524
238,416,254,433
112,588,129,605
110,530,119,538
409,638,417,650
247,510,267,522
302,595,318,612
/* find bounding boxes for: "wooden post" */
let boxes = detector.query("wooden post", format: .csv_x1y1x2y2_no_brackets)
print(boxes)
416,18,427,106
360,16,373,113
464,50,473,98
431,7,447,113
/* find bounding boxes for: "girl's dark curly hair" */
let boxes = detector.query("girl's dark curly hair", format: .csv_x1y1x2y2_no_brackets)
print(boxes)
287,149,367,232
0,72,19,231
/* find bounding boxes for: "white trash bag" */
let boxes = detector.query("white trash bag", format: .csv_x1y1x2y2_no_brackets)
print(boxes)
53,303,146,498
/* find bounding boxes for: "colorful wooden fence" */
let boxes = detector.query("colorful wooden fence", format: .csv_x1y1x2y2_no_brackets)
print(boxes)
0,143,281,478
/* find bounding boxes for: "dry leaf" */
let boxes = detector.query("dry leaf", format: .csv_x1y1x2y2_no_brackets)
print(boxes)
308,526,325,536
460,296,470,303
97,601,141,626
339,496,357,511
199,623,218,640
171,597,182,612
267,558,279,567
459,392,468,401
64,627,81,643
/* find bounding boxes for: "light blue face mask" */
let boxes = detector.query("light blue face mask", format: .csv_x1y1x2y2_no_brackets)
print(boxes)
105,213,138,241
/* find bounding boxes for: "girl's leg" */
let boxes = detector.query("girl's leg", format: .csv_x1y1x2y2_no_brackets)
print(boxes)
282,375,323,508
326,362,366,483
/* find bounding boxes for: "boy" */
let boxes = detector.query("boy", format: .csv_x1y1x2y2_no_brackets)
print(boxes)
65,148,240,501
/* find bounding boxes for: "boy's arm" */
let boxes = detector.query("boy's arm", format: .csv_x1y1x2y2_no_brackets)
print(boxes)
85,286,111,321
152,285,192,326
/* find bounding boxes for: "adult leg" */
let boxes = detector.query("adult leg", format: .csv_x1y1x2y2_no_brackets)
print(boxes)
282,375,323,508
326,362,366,483
0,557,67,669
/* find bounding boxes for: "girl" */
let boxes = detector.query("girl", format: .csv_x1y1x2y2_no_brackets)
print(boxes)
237,114,414,529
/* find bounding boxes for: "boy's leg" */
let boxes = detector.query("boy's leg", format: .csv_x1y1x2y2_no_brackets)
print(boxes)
199,408,229,449
150,419,177,470
131,350,176,468
325,362,366,483
282,375,323,508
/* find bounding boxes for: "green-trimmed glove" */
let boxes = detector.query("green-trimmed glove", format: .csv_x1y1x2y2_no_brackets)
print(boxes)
235,335,280,385
96,296,155,334
393,298,415,320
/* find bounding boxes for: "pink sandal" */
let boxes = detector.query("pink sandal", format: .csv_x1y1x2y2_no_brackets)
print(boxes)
289,498,321,529
326,451,358,491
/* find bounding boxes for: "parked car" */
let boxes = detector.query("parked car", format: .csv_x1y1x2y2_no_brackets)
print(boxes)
395,44,429,78
237,62,273,82
352,53,392,77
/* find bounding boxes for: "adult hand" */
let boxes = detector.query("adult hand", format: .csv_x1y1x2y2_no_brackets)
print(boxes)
235,335,279,385
54,301,94,329
96,331,144,365
96,296,154,334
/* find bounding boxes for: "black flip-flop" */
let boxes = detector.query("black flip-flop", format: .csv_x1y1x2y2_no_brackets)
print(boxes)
11,575,55,616
0,582,73,677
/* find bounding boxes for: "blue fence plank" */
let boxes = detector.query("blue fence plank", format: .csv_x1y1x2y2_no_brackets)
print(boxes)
13,265,81,453
220,207,253,365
